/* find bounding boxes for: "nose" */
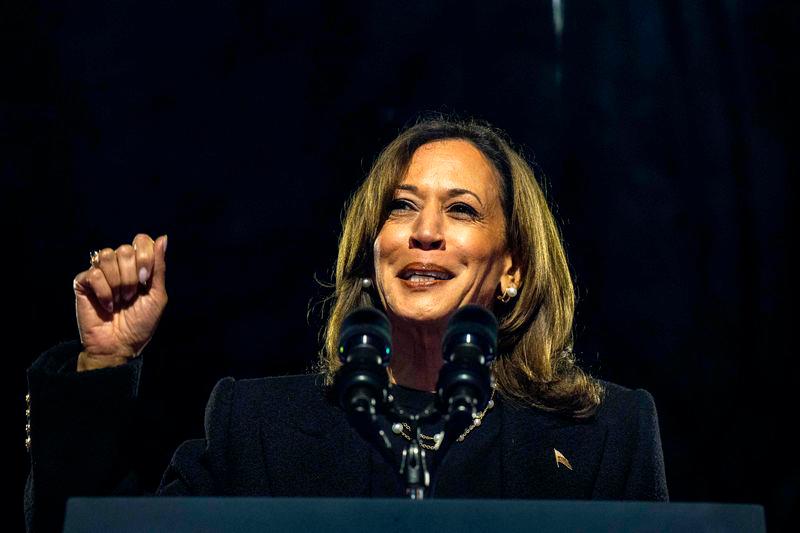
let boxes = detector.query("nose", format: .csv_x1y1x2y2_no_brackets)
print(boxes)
409,205,445,250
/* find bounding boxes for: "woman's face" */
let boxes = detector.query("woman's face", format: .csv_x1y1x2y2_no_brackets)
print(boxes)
373,139,515,326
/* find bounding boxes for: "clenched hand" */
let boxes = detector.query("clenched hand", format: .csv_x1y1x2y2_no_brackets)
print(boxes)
73,234,168,371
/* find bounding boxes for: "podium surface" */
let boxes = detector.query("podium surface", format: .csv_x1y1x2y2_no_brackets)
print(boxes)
64,497,765,533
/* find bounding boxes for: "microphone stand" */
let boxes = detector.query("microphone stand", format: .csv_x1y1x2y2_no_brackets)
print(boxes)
383,393,474,500
397,414,428,499
332,305,483,499
339,380,489,500
336,304,496,500
343,390,460,500
335,306,497,500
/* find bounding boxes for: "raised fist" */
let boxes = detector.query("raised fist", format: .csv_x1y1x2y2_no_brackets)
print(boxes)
73,234,168,371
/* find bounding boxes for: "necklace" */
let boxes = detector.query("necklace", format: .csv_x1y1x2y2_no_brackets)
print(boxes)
390,387,496,451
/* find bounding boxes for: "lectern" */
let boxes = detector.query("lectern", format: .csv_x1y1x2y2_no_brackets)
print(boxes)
63,497,766,533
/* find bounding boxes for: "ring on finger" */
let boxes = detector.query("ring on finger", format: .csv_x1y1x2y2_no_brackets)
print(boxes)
89,250,101,268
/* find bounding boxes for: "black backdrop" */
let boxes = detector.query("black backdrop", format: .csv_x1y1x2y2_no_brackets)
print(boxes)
4,1,797,531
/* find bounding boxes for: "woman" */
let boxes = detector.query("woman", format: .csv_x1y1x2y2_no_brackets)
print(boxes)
25,117,668,533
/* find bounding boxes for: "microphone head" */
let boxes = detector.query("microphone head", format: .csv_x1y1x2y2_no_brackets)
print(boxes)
338,307,392,364
442,304,498,364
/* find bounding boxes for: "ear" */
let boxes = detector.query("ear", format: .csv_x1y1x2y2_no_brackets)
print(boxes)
500,250,522,291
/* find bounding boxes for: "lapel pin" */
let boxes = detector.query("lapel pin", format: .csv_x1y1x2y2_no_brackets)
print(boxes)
554,448,573,470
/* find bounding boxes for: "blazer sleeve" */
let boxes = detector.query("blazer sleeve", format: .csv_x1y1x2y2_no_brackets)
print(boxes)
622,389,669,500
24,340,148,533
157,377,237,495
592,387,669,501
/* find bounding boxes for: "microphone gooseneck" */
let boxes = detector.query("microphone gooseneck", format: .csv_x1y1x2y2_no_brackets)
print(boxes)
333,307,392,419
436,304,498,427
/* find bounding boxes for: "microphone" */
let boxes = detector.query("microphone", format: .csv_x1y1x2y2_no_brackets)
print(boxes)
436,304,497,425
333,307,392,419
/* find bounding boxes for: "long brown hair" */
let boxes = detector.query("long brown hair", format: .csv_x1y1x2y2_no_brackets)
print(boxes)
318,116,602,418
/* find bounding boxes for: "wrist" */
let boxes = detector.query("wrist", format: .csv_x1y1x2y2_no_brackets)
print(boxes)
76,350,134,372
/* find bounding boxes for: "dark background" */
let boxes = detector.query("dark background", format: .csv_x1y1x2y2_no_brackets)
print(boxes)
4,0,797,531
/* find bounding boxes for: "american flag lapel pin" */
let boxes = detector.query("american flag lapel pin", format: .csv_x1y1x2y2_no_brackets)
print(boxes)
554,448,573,470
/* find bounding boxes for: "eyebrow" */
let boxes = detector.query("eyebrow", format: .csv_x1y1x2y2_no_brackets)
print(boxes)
396,184,484,207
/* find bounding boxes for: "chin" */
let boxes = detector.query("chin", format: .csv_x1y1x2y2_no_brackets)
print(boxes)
387,297,456,326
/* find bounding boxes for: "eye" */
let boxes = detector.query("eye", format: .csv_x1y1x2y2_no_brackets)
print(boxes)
389,198,416,213
448,202,480,218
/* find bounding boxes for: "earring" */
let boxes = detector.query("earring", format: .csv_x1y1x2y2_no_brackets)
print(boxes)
497,285,518,303
361,278,373,289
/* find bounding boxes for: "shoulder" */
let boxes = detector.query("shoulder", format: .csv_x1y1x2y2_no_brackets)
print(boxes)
238,372,327,402
500,379,661,451
501,379,658,428
595,380,659,426
203,373,337,433
593,380,664,467
594,381,669,500
207,373,326,411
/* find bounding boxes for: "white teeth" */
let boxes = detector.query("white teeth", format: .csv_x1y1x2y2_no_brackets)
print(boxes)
401,269,452,281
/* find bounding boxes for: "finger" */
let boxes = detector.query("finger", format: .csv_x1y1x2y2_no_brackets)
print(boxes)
75,267,115,313
96,248,121,304
115,244,138,302
132,233,155,289
151,234,168,294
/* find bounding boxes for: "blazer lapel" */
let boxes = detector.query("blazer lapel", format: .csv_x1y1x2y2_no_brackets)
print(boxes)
259,376,371,497
502,401,608,499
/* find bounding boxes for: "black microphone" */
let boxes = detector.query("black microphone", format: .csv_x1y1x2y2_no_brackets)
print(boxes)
333,307,392,419
436,304,497,425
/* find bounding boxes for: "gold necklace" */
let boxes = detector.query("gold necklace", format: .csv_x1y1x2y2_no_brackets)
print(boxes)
390,388,496,451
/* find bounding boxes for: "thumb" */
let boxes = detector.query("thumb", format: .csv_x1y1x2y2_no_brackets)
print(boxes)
151,234,168,293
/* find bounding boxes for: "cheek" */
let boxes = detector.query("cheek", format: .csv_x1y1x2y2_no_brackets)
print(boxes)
373,227,407,310
452,231,499,268
374,224,406,262
452,232,506,293
373,226,401,282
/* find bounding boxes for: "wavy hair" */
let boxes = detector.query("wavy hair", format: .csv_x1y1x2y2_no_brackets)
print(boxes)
317,116,602,418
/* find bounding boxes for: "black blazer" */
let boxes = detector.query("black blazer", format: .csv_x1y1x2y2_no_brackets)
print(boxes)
25,341,668,532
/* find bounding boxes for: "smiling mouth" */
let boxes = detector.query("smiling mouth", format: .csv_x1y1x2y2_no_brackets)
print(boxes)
397,263,455,285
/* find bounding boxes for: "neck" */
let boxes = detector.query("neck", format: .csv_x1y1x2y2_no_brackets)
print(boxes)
388,317,446,392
